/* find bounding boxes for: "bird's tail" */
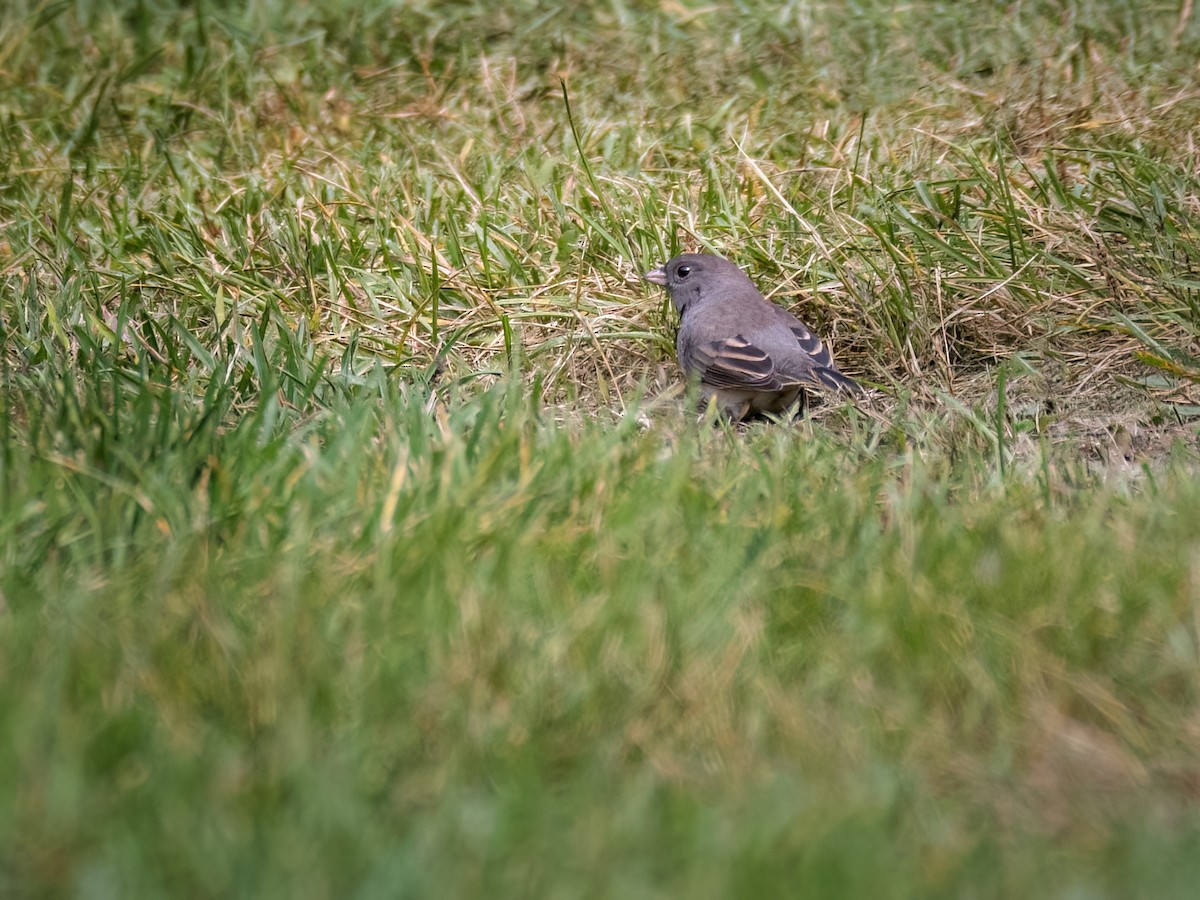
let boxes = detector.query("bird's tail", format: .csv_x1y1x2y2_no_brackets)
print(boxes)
814,366,863,395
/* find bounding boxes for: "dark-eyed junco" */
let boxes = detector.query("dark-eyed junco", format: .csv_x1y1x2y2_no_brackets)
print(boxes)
643,253,861,420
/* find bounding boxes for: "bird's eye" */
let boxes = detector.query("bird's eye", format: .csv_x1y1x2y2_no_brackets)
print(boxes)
676,265,692,279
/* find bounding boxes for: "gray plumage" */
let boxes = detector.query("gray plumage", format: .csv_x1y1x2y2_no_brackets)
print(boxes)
643,253,861,421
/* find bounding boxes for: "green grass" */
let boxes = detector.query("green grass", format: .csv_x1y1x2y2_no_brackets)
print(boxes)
4,0,1200,896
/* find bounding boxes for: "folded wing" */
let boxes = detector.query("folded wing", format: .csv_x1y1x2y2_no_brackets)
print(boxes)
784,317,862,394
683,335,793,392
685,329,862,395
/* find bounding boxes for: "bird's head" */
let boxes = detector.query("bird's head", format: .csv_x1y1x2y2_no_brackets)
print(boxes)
642,253,754,316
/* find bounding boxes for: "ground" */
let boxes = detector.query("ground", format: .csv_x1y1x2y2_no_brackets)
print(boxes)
3,1,1200,897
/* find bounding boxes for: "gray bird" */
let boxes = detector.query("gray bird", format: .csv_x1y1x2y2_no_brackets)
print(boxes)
643,253,861,421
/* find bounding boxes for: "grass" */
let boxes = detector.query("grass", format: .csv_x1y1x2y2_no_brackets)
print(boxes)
3,0,1200,896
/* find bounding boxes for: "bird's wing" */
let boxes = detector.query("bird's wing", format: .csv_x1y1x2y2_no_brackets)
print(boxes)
811,365,862,394
782,314,863,394
786,320,836,370
684,335,794,391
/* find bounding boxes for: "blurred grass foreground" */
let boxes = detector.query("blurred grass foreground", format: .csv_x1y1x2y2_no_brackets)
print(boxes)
3,1,1200,897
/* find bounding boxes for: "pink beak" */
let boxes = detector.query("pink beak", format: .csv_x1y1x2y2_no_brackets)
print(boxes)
642,266,668,286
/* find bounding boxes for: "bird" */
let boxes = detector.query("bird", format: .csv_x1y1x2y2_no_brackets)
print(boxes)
643,253,861,421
